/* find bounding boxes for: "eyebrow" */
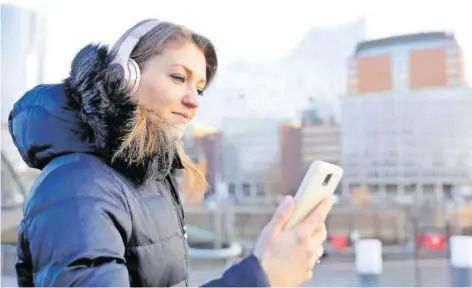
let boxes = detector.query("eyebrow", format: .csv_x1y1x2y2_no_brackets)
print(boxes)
170,64,207,85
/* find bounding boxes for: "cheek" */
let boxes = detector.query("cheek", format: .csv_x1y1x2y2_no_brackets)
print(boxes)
138,75,176,110
140,87,167,109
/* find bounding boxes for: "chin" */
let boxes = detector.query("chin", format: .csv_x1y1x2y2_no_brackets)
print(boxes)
171,127,186,141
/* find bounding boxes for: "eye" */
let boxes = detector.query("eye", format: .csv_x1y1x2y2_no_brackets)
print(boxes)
197,89,204,96
170,74,185,83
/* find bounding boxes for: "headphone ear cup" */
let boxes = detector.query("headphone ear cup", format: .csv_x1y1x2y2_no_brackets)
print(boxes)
127,59,142,96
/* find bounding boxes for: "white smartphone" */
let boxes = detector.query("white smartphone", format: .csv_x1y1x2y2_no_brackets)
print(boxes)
284,160,343,231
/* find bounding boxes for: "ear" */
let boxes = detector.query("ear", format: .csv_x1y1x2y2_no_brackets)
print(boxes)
133,67,153,106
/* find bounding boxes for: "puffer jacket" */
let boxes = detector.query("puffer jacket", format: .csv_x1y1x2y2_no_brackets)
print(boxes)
8,43,269,287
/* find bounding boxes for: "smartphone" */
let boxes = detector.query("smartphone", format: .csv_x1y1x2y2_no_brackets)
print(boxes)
284,160,343,231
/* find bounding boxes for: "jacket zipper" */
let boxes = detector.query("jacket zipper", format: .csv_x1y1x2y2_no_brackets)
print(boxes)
167,174,189,286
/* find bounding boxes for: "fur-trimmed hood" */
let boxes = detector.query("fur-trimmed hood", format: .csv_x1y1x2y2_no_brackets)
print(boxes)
8,43,180,186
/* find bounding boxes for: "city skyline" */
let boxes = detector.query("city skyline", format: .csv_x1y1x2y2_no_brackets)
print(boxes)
12,0,472,83
4,0,472,128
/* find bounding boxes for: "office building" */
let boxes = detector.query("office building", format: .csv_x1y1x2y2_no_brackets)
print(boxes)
220,118,281,204
1,4,47,123
341,32,472,203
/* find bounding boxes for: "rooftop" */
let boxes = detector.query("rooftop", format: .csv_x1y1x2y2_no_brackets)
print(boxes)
355,32,455,54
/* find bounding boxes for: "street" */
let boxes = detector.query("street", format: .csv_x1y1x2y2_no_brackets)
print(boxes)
1,242,468,287
189,258,465,287
2,258,468,287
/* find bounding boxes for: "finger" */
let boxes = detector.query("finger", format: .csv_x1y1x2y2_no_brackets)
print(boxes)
317,224,328,244
309,246,324,270
296,222,327,247
308,246,318,268
314,195,334,222
309,255,317,270
315,246,324,263
299,196,334,232
308,238,324,257
307,270,313,281
317,246,324,259
309,255,319,270
311,223,326,237
309,224,328,250
265,195,294,235
307,237,318,255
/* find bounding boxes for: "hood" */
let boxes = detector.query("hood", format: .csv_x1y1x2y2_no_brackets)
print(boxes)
8,43,133,170
8,43,179,186
8,83,97,170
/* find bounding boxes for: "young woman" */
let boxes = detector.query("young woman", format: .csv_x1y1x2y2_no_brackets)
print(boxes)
9,19,332,287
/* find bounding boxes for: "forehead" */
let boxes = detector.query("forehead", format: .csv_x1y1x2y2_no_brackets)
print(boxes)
159,40,206,80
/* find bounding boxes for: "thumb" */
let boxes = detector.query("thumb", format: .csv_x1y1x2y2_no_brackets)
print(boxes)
266,195,294,234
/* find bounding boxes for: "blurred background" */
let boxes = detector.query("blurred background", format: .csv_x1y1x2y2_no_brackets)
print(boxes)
2,0,472,286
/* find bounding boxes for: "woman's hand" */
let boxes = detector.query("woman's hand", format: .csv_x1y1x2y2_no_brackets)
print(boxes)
253,195,333,287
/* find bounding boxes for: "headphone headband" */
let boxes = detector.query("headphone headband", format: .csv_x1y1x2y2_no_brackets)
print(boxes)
109,19,161,95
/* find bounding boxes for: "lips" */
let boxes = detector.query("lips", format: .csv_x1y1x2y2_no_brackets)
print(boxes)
172,112,190,120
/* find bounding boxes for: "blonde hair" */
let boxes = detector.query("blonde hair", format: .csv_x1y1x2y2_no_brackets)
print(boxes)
113,105,209,202
177,145,209,203
113,21,217,201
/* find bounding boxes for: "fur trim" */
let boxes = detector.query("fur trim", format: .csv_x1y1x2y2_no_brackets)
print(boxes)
64,43,132,155
63,43,181,187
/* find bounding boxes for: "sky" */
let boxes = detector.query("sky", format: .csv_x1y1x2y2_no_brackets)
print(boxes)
5,0,472,85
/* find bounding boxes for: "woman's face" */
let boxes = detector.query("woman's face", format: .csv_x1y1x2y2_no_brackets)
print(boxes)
137,40,207,140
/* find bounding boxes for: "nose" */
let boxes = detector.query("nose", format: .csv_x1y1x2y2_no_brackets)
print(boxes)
182,87,200,109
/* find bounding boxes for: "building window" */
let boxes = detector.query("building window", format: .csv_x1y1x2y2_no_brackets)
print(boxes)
242,183,251,197
228,183,236,196
256,183,266,197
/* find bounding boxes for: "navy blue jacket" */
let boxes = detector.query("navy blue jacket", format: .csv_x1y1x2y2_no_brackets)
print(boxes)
8,43,269,287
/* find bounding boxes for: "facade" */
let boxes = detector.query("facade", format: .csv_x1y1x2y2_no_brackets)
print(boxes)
279,123,303,196
347,32,464,95
301,124,341,169
341,32,472,203
279,120,342,197
220,118,281,204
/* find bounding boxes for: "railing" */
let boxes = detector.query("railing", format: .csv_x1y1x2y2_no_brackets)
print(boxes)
189,242,242,266
185,204,412,246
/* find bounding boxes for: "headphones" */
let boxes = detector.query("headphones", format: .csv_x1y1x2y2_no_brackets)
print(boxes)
109,19,161,96
108,19,188,243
